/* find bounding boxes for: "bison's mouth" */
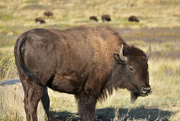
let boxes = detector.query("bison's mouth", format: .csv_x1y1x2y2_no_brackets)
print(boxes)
131,87,152,102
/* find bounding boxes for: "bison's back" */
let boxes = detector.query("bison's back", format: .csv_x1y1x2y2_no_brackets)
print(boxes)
48,26,122,65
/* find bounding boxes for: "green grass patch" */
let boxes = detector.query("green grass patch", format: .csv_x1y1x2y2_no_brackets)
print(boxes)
0,25,6,29
0,50,18,80
23,0,39,4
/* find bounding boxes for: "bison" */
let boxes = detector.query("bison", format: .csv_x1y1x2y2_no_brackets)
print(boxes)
128,15,139,22
14,26,152,121
90,16,98,22
101,14,111,22
35,17,45,24
44,11,53,17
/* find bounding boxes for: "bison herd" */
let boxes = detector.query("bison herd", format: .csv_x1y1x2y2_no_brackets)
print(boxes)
35,11,53,24
35,11,140,24
90,14,139,23
89,14,111,22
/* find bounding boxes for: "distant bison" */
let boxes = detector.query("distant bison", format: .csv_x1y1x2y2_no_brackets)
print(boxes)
102,14,111,22
128,15,139,22
14,26,152,121
35,17,45,24
90,16,98,22
44,11,53,17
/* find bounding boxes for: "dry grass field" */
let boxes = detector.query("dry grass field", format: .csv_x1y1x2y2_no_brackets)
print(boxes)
0,0,180,120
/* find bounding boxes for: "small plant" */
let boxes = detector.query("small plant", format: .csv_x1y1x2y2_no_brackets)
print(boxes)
0,50,18,80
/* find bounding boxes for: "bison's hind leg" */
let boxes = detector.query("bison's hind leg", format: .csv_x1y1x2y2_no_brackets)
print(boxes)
22,78,46,121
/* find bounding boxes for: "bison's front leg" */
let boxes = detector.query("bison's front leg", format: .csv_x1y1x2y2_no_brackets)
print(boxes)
76,93,97,121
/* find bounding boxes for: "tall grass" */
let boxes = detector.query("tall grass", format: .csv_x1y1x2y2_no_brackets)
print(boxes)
0,112,23,121
0,49,18,80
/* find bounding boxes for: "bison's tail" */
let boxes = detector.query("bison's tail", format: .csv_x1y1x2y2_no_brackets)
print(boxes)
15,34,44,87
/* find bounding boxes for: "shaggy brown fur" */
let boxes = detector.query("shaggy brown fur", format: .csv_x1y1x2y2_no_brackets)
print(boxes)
14,26,151,121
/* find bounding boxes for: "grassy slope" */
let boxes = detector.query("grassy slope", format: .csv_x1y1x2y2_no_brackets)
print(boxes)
0,0,180,120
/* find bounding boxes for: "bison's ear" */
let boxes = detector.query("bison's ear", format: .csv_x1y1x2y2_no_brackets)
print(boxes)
113,53,126,64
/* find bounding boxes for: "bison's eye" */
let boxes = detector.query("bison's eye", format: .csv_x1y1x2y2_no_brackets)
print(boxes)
128,65,135,72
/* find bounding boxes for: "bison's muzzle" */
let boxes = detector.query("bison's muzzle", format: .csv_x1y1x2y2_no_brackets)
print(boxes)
131,86,152,102
141,87,152,96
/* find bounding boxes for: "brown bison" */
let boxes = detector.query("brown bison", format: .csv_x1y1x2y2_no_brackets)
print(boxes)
44,11,53,17
35,17,45,24
101,14,111,22
14,26,152,121
128,15,139,22
90,16,98,22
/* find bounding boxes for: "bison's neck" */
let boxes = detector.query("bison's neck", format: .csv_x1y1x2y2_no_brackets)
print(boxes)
99,64,125,97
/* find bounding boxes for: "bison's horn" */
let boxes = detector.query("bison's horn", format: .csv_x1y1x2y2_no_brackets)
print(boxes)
146,45,151,59
119,44,128,62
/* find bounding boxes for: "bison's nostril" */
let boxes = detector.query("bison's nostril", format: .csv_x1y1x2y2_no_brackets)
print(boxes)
142,87,152,95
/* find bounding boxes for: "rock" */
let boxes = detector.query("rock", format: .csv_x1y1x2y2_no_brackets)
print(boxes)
0,79,49,121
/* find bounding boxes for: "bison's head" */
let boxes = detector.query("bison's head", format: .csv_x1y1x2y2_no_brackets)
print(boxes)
114,44,152,102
